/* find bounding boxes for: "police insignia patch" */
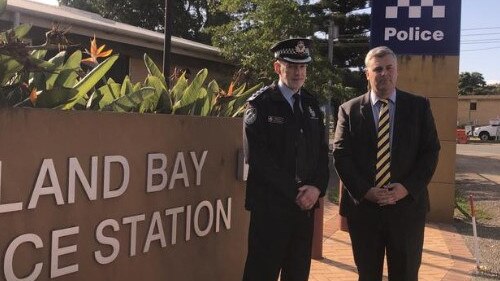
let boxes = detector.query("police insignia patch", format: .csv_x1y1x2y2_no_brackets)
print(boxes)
267,116,285,124
244,108,257,125
308,106,316,118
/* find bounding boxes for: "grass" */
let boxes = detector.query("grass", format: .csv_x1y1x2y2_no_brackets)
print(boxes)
327,184,489,220
327,185,339,204
455,189,492,221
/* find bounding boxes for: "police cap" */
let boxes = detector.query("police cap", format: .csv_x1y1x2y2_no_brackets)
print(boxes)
270,38,312,64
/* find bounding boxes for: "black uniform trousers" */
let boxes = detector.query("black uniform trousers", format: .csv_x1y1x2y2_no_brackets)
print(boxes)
347,199,426,281
242,205,315,281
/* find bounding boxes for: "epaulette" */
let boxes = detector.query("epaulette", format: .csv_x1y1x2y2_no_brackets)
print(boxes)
247,85,271,102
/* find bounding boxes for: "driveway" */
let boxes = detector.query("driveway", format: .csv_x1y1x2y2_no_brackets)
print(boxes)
455,143,500,280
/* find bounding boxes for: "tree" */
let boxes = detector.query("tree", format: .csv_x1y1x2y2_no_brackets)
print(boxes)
482,83,500,95
308,0,370,71
458,72,487,95
59,0,371,103
208,0,370,103
58,0,226,44
306,0,370,105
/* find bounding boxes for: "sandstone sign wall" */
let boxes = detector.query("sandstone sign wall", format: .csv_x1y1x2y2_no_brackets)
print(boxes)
0,109,248,281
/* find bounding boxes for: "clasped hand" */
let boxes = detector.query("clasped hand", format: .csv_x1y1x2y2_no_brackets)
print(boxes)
296,185,320,210
364,183,409,206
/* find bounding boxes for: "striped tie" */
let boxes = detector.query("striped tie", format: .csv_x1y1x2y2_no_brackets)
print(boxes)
375,99,391,188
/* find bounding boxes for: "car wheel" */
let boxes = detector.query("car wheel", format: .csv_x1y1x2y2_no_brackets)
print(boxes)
479,132,490,141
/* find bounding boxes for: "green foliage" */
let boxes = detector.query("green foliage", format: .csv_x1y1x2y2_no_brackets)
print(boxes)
143,54,263,116
60,0,368,103
0,23,260,116
0,0,6,15
62,54,119,109
479,83,500,95
455,189,492,221
327,185,339,204
58,0,227,44
310,1,370,72
208,0,311,81
459,72,487,95
458,72,500,95
208,0,367,103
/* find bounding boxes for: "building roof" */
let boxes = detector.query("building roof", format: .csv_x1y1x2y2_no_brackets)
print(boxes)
2,0,227,63
458,95,500,100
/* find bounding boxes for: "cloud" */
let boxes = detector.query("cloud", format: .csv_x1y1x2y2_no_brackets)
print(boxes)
486,80,500,85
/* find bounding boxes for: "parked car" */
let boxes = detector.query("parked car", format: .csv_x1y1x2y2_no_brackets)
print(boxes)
473,119,500,141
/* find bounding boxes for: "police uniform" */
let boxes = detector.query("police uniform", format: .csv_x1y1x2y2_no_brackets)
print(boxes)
242,38,329,281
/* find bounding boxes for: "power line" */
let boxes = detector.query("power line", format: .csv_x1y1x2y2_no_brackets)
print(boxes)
461,32,500,37
461,46,500,52
460,38,500,44
462,26,500,31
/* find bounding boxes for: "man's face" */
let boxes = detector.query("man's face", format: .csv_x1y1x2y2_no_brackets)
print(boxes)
274,60,307,92
365,54,398,98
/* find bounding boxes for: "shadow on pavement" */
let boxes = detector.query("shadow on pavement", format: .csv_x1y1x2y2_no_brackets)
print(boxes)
454,219,500,241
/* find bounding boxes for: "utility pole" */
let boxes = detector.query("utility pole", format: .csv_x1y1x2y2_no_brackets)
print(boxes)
326,17,339,141
328,19,339,66
163,0,173,89
312,16,340,261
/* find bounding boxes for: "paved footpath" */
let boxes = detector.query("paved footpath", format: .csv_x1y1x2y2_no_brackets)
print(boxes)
309,200,477,281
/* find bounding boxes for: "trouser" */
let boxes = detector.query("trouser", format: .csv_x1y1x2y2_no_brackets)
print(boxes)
242,206,315,281
347,202,426,281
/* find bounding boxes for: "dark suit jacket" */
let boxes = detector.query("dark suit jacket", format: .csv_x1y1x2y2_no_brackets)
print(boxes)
243,83,329,211
333,90,440,217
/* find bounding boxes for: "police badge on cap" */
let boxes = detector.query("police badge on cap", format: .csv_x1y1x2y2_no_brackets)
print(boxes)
270,38,312,64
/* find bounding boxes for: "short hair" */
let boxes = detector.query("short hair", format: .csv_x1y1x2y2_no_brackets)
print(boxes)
364,46,397,67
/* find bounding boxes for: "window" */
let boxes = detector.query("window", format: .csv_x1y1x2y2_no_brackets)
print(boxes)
470,102,477,111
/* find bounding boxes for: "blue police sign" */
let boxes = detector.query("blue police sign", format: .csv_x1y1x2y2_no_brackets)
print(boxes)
371,0,461,55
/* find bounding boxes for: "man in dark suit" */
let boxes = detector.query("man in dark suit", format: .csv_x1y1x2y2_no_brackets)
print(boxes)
333,46,440,281
242,38,329,281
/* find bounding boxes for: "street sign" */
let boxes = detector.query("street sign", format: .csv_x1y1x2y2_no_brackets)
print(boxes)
371,0,461,55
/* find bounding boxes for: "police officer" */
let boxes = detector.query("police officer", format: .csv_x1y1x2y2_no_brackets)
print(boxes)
242,38,329,281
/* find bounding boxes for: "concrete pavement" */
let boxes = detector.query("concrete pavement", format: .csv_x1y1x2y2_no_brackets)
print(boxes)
308,200,476,281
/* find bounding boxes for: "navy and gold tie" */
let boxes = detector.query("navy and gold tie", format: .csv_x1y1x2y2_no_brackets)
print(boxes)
375,99,391,188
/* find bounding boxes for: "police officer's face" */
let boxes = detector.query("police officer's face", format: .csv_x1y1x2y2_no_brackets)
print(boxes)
365,54,398,99
274,60,307,93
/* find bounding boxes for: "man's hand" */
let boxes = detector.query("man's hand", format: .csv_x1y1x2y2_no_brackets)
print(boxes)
385,183,409,204
364,183,409,206
364,187,394,205
296,185,320,210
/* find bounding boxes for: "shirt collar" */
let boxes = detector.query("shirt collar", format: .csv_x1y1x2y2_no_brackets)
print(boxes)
370,90,396,106
278,80,300,100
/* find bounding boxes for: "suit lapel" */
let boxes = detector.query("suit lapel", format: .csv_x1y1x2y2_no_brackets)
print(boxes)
392,90,411,160
360,93,377,145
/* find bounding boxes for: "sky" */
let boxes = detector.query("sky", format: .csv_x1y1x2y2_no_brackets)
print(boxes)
31,0,500,84
459,0,500,84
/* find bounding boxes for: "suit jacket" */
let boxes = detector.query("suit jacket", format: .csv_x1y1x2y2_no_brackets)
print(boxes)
243,82,329,211
333,90,440,217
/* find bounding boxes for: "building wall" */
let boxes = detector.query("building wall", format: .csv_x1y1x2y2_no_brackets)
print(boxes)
397,55,459,222
0,108,249,281
457,95,500,126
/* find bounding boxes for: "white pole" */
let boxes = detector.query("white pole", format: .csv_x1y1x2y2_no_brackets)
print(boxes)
469,195,481,268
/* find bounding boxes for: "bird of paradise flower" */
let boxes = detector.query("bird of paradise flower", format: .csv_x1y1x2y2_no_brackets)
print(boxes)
81,35,113,66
